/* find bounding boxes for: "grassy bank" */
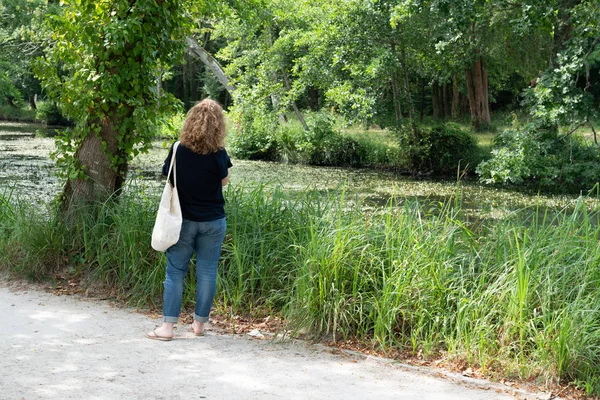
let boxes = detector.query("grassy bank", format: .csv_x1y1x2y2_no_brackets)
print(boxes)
0,105,37,122
1,184,600,395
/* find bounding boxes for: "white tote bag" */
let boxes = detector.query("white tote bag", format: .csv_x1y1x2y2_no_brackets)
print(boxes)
151,142,182,252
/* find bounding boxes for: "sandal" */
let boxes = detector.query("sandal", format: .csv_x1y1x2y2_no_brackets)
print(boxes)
190,328,205,336
146,329,174,341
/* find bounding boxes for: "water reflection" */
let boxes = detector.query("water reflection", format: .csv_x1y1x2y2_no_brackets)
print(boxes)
1,121,599,222
0,121,60,136
1,134,36,141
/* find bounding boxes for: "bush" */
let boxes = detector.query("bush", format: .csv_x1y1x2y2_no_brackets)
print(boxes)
229,109,363,167
477,122,600,192
35,101,72,126
301,113,361,167
312,134,361,166
354,138,403,168
274,121,308,163
397,122,479,175
157,112,186,140
0,105,36,121
227,103,278,161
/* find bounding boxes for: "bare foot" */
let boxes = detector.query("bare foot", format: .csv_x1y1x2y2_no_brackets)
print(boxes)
146,322,174,340
191,321,205,336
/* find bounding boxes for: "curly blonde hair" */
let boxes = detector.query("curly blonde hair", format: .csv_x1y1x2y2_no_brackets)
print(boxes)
180,99,226,154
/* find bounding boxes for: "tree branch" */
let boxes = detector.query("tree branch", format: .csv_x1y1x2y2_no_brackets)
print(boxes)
591,123,599,146
281,68,308,131
186,37,235,95
562,119,600,147
563,120,588,138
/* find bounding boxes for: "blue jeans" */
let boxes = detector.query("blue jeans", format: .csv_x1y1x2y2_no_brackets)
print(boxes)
163,218,226,323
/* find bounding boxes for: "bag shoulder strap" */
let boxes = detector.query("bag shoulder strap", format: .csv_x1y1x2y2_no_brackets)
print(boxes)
166,141,180,187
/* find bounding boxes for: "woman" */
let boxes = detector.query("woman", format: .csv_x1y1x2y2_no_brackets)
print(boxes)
147,99,231,341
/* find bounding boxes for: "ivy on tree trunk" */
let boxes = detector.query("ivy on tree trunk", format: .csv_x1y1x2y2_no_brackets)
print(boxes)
36,0,190,216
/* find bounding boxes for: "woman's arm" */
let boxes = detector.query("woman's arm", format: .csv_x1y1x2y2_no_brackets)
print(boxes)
162,144,174,176
222,170,230,186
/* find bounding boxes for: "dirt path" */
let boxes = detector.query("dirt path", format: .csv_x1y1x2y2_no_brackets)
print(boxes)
0,282,544,400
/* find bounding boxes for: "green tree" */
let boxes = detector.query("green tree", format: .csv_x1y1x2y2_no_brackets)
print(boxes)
214,0,312,123
312,0,416,127
218,0,426,129
35,0,191,212
527,0,600,129
0,0,48,109
477,0,600,191
411,0,555,129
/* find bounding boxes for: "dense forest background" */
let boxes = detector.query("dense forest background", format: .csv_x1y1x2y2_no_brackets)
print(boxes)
1,0,599,202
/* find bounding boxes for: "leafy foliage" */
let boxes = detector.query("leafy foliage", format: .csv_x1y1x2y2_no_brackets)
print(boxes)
34,0,190,179
157,111,186,140
477,121,600,192
397,122,479,175
228,100,279,160
0,0,49,106
35,101,71,126
0,59,24,105
477,1,600,192
229,110,363,166
525,1,600,128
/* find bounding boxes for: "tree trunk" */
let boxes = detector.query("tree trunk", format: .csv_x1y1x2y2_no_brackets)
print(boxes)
186,37,235,95
465,68,476,120
465,58,491,129
481,61,490,122
432,81,440,120
157,68,163,98
190,60,199,102
281,68,308,131
441,83,448,119
61,114,127,216
443,82,452,119
439,83,446,119
400,48,417,134
29,95,37,110
391,73,402,124
308,87,319,111
461,92,470,117
451,76,459,120
182,59,190,107
419,78,425,122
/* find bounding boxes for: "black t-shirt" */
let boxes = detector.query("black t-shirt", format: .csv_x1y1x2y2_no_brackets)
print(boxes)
162,142,232,222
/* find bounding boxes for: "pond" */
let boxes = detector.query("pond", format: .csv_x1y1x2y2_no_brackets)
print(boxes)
1,121,598,221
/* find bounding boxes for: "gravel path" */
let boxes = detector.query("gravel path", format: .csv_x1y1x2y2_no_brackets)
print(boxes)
0,282,536,400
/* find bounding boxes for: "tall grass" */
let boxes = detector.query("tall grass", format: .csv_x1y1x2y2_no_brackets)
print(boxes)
0,186,165,304
1,184,600,394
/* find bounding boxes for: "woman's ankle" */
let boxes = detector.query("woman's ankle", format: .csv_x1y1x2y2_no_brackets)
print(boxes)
192,320,205,333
